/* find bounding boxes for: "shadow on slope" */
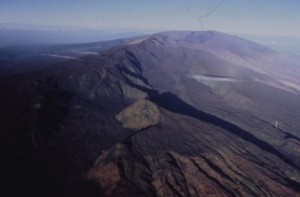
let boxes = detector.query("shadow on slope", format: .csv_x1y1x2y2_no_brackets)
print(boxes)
147,91,300,190
148,91,299,168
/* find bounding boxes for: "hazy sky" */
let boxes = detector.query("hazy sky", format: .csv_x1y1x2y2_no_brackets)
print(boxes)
0,0,299,36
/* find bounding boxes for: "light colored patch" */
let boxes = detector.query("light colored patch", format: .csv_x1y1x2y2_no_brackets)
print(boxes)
188,74,238,82
115,99,160,130
44,54,79,60
278,79,300,92
128,38,147,45
77,51,99,55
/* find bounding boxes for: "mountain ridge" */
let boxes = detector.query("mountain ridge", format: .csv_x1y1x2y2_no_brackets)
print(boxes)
1,30,300,196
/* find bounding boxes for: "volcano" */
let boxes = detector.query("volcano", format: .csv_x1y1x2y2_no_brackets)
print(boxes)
1,31,300,196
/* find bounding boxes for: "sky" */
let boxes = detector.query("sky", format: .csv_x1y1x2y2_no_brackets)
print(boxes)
0,0,300,37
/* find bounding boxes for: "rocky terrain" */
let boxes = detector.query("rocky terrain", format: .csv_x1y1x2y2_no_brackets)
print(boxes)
1,31,300,196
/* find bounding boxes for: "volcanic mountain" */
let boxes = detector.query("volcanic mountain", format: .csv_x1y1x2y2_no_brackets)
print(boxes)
1,31,300,196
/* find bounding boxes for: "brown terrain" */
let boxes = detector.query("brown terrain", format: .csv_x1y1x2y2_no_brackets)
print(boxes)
1,31,300,196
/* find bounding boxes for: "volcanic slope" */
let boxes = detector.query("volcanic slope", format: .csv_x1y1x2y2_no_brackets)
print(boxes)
1,31,300,196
